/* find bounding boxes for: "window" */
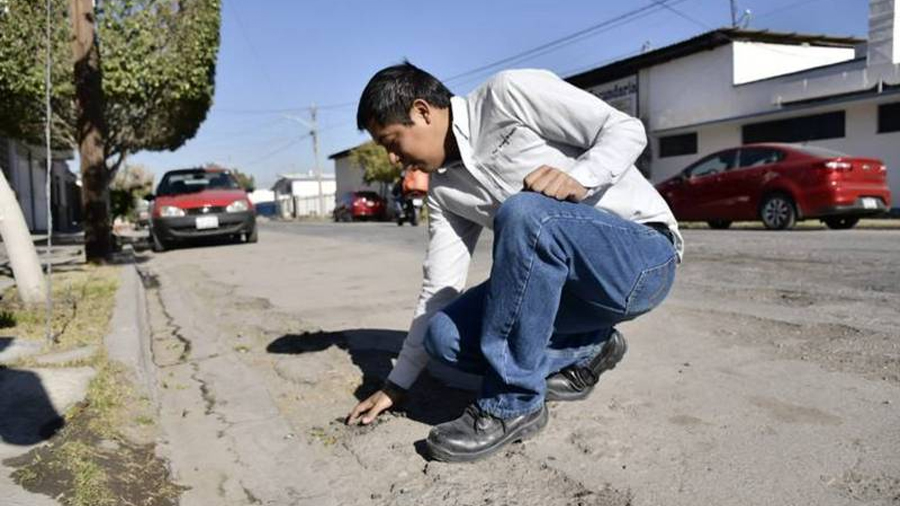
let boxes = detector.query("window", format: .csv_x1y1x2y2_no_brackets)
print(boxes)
659,132,698,158
686,150,737,178
737,148,785,169
878,102,900,133
742,111,845,143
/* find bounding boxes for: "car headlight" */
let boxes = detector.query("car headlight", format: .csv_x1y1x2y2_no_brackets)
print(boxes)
159,205,185,217
226,199,249,213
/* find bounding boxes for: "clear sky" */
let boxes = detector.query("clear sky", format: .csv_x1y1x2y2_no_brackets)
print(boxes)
127,0,869,188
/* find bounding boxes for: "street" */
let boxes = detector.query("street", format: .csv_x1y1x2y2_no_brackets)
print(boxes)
136,221,900,506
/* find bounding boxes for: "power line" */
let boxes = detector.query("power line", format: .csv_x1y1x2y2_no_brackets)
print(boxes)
241,134,311,166
754,0,834,20
441,0,693,85
650,0,712,31
216,101,356,115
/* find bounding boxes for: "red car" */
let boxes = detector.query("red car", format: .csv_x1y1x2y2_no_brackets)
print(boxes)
333,191,386,222
655,143,891,230
148,168,257,251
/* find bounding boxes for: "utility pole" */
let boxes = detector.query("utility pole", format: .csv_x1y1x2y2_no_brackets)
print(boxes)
283,108,325,217
310,105,324,217
731,0,738,27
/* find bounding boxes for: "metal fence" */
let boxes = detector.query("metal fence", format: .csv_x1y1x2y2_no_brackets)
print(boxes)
275,193,336,219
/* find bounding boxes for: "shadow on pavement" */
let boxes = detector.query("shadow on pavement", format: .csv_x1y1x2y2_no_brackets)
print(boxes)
267,329,474,426
0,368,65,445
0,337,11,352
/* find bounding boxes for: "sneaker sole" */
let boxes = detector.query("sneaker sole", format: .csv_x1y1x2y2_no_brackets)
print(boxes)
425,405,549,463
545,332,628,402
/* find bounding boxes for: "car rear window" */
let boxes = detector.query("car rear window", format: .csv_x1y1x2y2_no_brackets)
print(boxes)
158,171,240,195
791,145,848,158
356,192,381,200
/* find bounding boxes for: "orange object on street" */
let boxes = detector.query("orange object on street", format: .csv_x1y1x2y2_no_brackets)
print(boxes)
402,170,429,194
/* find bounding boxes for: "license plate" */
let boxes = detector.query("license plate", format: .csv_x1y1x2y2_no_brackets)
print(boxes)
195,216,219,229
412,198,424,206
861,197,878,209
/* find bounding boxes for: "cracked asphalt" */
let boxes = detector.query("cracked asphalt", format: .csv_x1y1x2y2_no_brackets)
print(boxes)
136,221,900,506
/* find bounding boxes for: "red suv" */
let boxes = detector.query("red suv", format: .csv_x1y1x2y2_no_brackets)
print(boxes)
333,191,386,222
148,168,257,251
655,143,891,230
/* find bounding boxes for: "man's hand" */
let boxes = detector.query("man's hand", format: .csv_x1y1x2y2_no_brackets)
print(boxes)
345,387,402,426
524,165,589,202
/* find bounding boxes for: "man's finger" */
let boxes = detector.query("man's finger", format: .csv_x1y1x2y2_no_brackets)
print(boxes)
346,399,373,425
524,166,550,190
361,400,388,425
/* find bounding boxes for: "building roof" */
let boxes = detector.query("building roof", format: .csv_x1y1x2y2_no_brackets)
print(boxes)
565,28,864,88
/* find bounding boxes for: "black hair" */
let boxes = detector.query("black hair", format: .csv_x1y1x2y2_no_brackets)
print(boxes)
356,61,452,130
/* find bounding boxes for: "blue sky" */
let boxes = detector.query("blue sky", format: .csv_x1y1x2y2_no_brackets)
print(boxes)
128,0,869,188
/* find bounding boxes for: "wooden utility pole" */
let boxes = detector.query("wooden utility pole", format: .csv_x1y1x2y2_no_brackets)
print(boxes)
70,0,110,262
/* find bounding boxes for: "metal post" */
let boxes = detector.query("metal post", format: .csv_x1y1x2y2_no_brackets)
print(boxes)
311,105,324,217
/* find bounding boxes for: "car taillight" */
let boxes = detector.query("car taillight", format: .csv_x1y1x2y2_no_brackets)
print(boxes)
878,164,887,173
823,160,852,171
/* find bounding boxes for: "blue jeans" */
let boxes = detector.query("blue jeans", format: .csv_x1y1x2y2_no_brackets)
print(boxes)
423,192,677,418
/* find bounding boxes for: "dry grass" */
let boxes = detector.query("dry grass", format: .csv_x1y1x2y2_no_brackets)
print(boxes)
0,265,120,350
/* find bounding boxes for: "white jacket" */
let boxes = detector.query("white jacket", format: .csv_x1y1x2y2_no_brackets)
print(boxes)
387,69,683,389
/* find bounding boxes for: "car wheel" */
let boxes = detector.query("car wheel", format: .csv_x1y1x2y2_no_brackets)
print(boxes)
760,194,796,230
246,226,258,243
707,220,732,229
823,216,859,230
151,230,167,252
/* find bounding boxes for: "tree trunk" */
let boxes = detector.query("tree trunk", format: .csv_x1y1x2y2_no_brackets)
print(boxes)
0,169,47,305
70,0,110,263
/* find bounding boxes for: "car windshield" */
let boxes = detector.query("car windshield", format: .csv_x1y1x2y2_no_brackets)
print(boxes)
157,171,240,196
792,145,848,158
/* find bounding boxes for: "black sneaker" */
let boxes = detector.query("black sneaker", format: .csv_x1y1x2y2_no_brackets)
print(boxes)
545,330,627,402
425,403,549,463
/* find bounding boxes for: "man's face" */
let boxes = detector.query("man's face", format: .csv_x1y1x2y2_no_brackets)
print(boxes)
368,100,446,173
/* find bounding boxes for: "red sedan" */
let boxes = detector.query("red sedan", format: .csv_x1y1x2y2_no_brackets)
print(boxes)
333,191,387,222
148,168,257,251
655,143,892,230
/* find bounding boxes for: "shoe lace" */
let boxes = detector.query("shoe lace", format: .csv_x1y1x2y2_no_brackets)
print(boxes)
465,404,496,432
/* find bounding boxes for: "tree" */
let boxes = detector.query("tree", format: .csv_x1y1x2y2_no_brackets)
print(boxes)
207,164,254,190
349,141,401,186
229,168,255,191
110,164,154,221
0,169,46,305
0,0,221,262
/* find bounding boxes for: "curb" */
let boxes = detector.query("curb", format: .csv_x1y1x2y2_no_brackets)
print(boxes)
104,260,157,404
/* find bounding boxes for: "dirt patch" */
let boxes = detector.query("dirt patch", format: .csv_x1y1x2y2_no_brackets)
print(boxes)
6,408,183,506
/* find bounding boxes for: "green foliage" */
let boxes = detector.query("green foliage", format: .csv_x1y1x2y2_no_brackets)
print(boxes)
109,164,153,220
206,163,254,190
349,141,401,185
229,168,255,191
0,0,221,173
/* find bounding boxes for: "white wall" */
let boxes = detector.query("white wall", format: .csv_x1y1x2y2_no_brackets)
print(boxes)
334,156,379,200
733,42,856,85
289,179,336,197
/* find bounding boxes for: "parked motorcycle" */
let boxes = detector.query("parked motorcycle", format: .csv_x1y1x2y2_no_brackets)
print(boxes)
397,191,426,226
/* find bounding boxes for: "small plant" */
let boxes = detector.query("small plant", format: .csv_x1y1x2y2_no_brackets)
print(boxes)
0,309,16,328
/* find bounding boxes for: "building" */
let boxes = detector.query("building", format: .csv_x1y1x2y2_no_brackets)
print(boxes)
328,146,385,203
271,172,336,218
565,0,899,211
0,137,81,233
